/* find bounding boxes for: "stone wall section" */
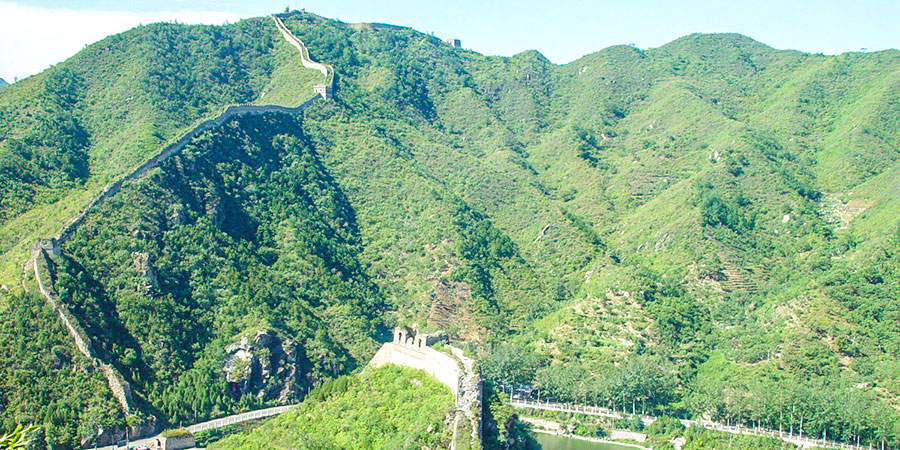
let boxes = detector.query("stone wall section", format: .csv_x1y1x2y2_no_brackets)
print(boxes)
55,98,320,245
451,346,482,448
272,14,334,97
50,17,328,247
368,328,483,449
24,13,334,429
32,245,135,415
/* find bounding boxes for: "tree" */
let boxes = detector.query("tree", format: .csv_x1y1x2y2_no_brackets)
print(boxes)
0,425,40,450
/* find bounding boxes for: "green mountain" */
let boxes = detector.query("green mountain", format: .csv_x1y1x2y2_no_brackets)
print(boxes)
0,18,320,285
1,10,899,449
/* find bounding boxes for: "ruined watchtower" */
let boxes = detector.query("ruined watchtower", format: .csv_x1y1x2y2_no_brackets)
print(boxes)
313,84,332,100
446,38,461,48
393,327,448,351
32,238,61,258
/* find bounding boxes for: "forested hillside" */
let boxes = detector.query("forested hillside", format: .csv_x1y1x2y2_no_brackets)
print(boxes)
1,10,899,449
0,16,320,286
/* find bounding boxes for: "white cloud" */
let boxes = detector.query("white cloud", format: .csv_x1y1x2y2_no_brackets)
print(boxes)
0,2,246,83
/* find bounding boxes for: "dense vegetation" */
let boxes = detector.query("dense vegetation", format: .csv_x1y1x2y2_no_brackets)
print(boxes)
0,16,319,285
208,365,454,450
56,112,385,426
1,9,900,449
0,294,122,448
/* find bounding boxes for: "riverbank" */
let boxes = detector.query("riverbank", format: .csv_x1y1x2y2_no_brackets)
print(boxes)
531,429,655,450
521,417,655,450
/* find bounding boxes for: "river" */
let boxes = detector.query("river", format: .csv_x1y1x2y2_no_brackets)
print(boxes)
534,433,644,450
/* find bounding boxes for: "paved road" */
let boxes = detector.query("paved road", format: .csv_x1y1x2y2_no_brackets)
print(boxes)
510,398,862,450
96,405,296,450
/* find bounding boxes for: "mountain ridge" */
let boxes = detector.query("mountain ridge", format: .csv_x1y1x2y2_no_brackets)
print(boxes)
1,10,900,449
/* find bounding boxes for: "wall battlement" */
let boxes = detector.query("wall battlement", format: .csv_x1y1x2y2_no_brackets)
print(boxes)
369,328,482,449
393,327,448,351
370,328,459,398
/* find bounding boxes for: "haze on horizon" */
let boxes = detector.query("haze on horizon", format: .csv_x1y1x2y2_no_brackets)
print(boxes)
0,0,898,83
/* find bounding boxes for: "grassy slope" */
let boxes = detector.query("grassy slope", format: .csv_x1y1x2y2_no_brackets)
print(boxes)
208,365,454,450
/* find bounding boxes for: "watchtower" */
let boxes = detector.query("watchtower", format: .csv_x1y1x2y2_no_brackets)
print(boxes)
446,38,461,48
392,327,448,351
33,238,61,258
314,84,332,100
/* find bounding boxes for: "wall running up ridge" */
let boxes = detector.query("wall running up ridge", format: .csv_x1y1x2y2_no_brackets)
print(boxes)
368,329,483,449
272,14,333,86
25,13,333,427
31,243,135,415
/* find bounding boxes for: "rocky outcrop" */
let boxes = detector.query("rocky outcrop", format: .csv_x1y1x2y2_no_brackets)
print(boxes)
0,78,8,88
82,417,158,448
224,329,303,403
131,251,158,294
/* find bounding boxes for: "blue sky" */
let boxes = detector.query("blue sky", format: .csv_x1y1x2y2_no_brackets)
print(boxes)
1,0,898,82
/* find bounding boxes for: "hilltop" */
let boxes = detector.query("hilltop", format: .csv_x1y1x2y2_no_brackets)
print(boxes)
1,10,899,449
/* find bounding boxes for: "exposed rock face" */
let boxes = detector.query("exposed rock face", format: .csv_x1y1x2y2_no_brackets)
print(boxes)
168,204,186,226
0,78,8,88
206,195,224,228
224,329,303,402
81,416,158,448
131,251,158,294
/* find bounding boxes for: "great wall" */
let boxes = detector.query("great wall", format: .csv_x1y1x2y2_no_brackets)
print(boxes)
38,14,332,251
369,328,483,450
25,12,486,449
30,241,137,418
24,13,334,446
91,328,484,450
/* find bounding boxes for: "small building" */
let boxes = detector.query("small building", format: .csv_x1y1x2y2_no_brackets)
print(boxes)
446,38,461,48
156,429,195,450
313,84,333,100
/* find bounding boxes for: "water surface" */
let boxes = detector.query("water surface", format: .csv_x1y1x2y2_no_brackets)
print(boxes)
534,433,641,450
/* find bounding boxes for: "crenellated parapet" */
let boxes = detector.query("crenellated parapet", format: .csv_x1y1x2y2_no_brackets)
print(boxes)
393,327,448,351
369,328,482,449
